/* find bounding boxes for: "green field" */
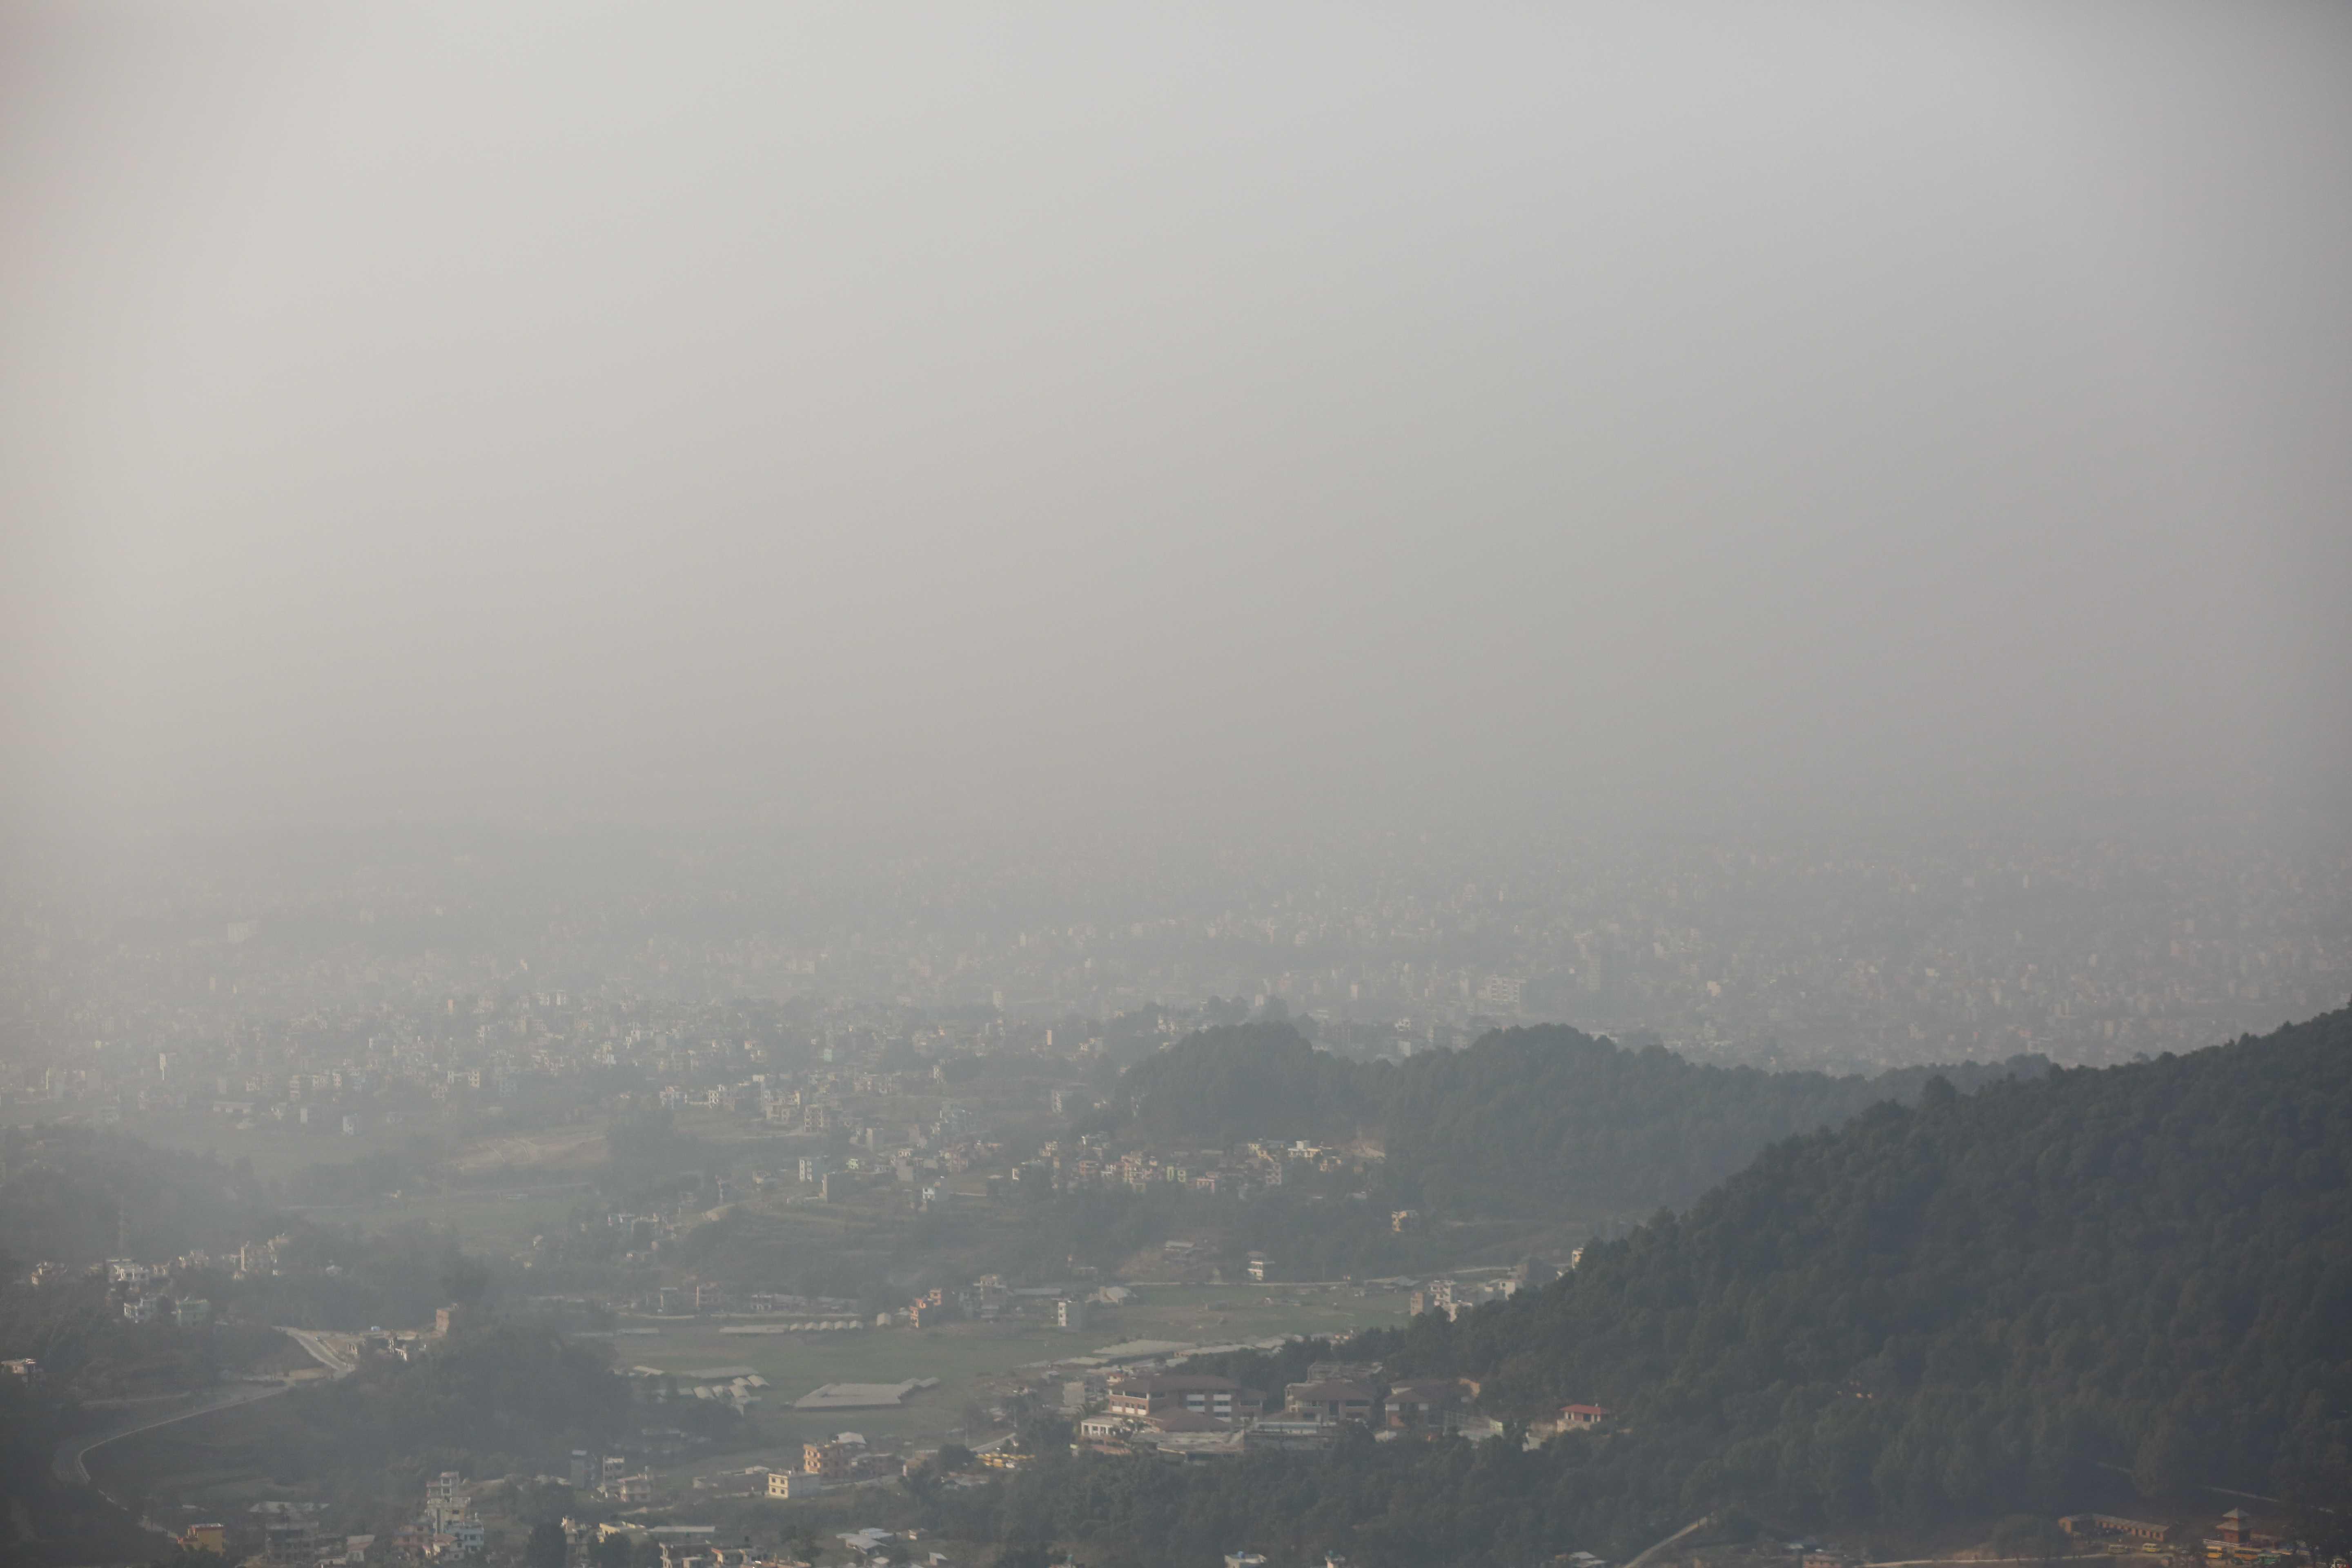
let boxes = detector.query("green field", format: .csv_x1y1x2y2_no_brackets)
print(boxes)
0,1105,414,1178
71,1107,601,1247
298,1188,590,1249
90,1283,1414,1510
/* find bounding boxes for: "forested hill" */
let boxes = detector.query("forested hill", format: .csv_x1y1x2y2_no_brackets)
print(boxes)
1359,1004,2352,1524
1109,1022,2047,1218
1113,1022,1377,1146
0,1125,277,1265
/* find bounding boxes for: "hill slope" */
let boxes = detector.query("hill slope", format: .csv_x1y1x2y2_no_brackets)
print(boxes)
0,1125,276,1265
1115,1021,1374,1147
1113,1022,2048,1219
1366,1004,2352,1522
957,1009,2352,1568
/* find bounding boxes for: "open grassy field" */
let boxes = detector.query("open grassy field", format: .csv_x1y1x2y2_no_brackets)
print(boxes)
88,1282,1414,1513
65,1107,597,1247
296,1187,589,1249
443,1122,610,1176
88,1389,316,1509
36,1105,430,1181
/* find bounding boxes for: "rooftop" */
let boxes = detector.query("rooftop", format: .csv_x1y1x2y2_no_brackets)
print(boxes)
792,1379,938,1410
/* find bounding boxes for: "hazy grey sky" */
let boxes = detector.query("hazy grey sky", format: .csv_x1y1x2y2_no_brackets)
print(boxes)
6,3,2349,848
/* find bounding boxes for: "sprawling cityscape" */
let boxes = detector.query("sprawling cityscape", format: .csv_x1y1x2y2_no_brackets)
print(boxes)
11,821,2349,1128
6,5,2350,1568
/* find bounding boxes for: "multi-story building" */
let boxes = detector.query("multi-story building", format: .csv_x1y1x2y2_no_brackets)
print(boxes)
264,1517,320,1563
1383,1379,1463,1431
1283,1380,1380,1425
423,1472,467,1530
1106,1374,1263,1423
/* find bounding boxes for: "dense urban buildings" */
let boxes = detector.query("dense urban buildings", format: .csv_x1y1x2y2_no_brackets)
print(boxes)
9,822,2349,1137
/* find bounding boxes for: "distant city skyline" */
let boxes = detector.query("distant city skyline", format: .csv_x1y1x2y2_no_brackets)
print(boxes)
7,814,2345,1094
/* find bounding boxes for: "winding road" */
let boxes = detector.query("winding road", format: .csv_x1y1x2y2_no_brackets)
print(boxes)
52,1327,359,1490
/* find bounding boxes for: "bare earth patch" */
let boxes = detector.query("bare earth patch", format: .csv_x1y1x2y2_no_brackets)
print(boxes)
445,1123,609,1176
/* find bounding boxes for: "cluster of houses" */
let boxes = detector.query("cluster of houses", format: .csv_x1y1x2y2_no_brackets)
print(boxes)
565,1447,729,1507
1070,1363,1608,1461
781,1434,901,1490
1011,1134,1379,1203
19,1234,383,1345
22,1246,301,1327
631,1434,955,1507
176,1497,449,1567
568,1523,850,1568
212,1495,971,1568
102,1256,224,1326
2056,1510,2334,1566
616,1365,773,1411
829,1528,953,1568
1407,1256,1569,1321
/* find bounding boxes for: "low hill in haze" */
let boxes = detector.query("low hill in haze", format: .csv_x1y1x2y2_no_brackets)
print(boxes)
1109,1021,2048,1220
1114,1021,1376,1146
952,1008,2352,1568
1363,1003,2352,1525
0,1125,276,1265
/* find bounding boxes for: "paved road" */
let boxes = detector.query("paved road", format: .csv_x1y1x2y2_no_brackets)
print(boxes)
52,1323,357,1489
1621,1516,1716,1568
52,1381,292,1487
280,1326,359,1377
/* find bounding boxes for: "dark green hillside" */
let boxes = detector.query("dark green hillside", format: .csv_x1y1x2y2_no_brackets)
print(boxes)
1109,1020,2047,1220
942,1009,2352,1568
87,1322,646,1531
0,1125,276,1265
1114,1022,1375,1145
1364,1004,2352,1523
1378,1027,2042,1218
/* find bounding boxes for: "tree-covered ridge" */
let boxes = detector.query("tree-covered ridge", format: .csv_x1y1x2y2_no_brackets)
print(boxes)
934,1011,2350,1568
1360,1005,2352,1522
1378,1027,2041,1218
0,1125,279,1266
88,1324,656,1536
1114,1022,1376,1146
1111,1021,2048,1218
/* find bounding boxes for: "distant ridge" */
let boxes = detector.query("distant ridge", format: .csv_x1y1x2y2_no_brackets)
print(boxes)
975,1009,2352,1568
1107,1020,2050,1219
1356,1004,2352,1527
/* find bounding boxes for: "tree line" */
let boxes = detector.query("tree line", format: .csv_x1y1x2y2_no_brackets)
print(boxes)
1104,1020,2049,1221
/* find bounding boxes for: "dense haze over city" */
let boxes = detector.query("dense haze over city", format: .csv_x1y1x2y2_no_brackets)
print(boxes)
3,8,2351,1568
6,4,2351,851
